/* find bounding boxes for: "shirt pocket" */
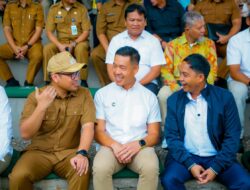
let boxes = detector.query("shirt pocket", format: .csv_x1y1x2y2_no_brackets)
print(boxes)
202,8,214,18
26,11,37,31
10,11,21,27
66,106,83,128
54,16,65,30
106,14,116,23
41,109,59,132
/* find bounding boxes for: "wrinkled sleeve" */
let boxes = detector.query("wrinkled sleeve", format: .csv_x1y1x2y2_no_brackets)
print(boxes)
3,4,11,27
94,90,105,120
35,4,44,28
46,8,56,32
96,5,107,35
81,90,96,125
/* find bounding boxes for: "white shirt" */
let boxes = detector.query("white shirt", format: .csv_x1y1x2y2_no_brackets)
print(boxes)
227,28,250,81
105,30,166,84
184,92,217,157
0,86,13,161
94,82,161,144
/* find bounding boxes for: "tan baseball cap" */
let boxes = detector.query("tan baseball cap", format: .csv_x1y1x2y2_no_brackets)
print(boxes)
47,52,86,73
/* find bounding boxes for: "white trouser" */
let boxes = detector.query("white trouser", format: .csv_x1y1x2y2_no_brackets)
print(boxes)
228,79,248,138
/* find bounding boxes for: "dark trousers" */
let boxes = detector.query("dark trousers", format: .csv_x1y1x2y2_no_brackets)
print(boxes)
161,154,250,190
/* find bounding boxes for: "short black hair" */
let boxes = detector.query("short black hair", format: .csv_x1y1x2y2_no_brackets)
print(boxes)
183,54,210,80
115,46,140,65
125,4,147,20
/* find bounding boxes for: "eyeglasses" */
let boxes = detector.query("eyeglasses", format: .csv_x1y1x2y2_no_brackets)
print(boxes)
57,71,80,80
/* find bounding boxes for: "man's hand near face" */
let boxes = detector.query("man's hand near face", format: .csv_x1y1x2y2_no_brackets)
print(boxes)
35,86,57,111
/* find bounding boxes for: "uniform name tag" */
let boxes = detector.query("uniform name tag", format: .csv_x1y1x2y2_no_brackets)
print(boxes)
71,25,78,35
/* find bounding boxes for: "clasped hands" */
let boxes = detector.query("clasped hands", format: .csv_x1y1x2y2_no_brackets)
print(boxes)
111,141,141,164
190,164,217,185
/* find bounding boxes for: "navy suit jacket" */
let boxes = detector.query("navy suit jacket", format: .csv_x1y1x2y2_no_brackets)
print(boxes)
165,84,241,174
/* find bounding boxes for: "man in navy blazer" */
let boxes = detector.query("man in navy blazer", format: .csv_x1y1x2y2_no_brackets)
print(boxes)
161,53,250,190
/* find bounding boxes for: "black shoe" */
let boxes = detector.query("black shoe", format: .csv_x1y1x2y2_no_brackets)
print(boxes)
24,80,34,87
81,80,88,87
5,78,20,87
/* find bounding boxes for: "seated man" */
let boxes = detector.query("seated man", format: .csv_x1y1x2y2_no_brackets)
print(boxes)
43,0,91,87
227,13,250,141
106,4,166,95
158,11,217,147
91,0,138,86
9,52,95,190
161,54,250,190
194,0,241,80
145,0,184,49
93,46,161,190
0,0,44,87
0,85,13,174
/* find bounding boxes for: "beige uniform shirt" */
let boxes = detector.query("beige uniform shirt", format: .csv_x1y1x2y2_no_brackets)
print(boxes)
96,0,139,41
194,0,240,25
3,0,44,46
46,1,91,43
21,87,96,161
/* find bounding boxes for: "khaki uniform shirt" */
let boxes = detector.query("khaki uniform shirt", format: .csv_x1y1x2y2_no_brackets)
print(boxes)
21,87,96,161
46,1,91,43
194,0,240,25
3,0,44,46
96,0,139,41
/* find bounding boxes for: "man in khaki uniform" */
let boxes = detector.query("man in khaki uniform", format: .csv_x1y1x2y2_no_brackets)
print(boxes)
9,52,95,190
0,0,44,87
91,0,138,86
44,0,91,87
194,0,241,80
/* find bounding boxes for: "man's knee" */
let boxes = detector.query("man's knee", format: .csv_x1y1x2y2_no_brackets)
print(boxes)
93,159,114,177
140,160,159,177
161,171,182,188
238,174,250,190
29,51,43,63
93,148,117,177
91,48,99,60
75,42,89,56
9,167,33,184
91,46,105,61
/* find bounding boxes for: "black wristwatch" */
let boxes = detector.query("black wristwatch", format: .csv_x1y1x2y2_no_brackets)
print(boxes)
139,139,146,149
26,43,32,49
76,149,88,157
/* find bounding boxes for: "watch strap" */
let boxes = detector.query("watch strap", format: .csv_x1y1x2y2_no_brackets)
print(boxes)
26,44,32,49
76,149,88,157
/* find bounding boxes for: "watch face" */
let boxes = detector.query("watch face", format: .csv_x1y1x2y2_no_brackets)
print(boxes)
139,139,146,147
